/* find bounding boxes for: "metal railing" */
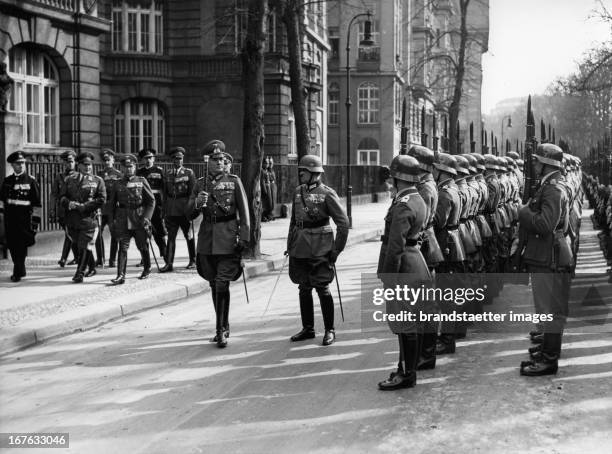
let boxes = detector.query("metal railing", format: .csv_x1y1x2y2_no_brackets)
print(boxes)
24,161,384,232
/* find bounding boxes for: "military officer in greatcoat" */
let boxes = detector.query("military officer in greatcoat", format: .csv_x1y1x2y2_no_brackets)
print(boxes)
432,153,466,355
60,152,106,283
287,155,349,346
377,155,432,391
0,151,42,282
50,150,78,267
160,147,197,272
518,144,572,376
97,148,123,268
189,140,250,348
137,148,167,262
407,145,443,370
108,154,156,284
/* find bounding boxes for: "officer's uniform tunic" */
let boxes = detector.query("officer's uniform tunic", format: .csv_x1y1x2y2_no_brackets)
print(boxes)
287,182,349,287
377,187,431,334
164,165,196,261
417,174,444,267
108,174,155,252
97,166,123,263
191,172,250,284
519,171,571,359
0,172,41,278
137,165,167,255
60,173,106,251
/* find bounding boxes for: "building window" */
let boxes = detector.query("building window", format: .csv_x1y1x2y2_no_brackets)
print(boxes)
358,82,379,124
288,106,297,158
328,27,339,60
267,12,277,52
114,99,165,154
215,0,248,54
7,47,59,146
112,0,163,54
357,138,380,165
358,20,380,61
328,83,339,126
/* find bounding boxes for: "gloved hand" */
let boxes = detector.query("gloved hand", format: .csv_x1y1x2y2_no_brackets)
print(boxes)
143,218,152,236
235,239,249,254
195,191,209,209
327,250,339,264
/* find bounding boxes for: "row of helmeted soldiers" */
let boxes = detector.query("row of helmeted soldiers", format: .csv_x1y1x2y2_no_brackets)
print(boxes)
375,144,584,390
583,174,612,282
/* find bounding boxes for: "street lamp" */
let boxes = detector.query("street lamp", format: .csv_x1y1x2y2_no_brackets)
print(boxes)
500,115,512,156
345,10,374,229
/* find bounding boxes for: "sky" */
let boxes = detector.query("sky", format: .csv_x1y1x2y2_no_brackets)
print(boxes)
481,0,611,114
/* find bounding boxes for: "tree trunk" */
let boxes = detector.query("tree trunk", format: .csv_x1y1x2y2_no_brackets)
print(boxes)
448,0,469,155
241,0,268,259
282,0,310,159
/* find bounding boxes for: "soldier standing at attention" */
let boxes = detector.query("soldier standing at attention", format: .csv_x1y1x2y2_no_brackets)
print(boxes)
60,152,106,283
432,153,466,355
287,155,349,346
160,147,196,272
189,140,250,348
137,148,167,263
0,151,41,282
97,148,122,268
407,145,443,370
50,150,78,267
108,154,155,285
377,155,432,390
519,144,572,376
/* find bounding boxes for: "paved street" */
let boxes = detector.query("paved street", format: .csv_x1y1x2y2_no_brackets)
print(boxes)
1,230,611,453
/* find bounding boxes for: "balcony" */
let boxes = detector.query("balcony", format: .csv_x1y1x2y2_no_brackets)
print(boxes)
24,0,98,15
103,55,172,81
188,56,242,79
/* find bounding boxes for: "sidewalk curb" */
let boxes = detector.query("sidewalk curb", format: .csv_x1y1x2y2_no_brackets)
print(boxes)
0,226,383,356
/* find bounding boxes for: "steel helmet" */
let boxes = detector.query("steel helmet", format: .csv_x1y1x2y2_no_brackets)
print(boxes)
389,155,421,183
298,154,324,173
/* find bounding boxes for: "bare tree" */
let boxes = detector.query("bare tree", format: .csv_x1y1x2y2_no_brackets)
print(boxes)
241,0,268,258
270,0,311,160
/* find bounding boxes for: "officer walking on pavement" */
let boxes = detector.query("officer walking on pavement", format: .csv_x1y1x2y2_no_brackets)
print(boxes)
518,144,572,376
189,140,250,348
108,154,155,285
137,148,167,263
60,152,106,283
97,148,123,268
50,150,78,267
287,155,349,346
377,155,432,390
160,147,196,272
0,151,42,282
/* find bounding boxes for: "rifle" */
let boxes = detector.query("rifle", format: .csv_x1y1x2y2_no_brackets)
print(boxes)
511,95,537,276
400,97,408,154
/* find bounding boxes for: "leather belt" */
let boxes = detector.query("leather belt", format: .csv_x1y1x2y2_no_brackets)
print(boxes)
296,219,329,229
204,213,237,223
381,235,419,247
446,225,459,230
118,203,142,209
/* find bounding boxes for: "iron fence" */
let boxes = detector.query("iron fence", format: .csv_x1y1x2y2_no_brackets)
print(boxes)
24,161,386,232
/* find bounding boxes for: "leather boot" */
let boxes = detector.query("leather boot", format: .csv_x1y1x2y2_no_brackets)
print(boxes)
160,240,175,273
317,287,335,340
322,329,336,346
417,331,437,370
158,240,167,264
223,289,230,336
95,235,105,267
186,238,196,269
111,250,127,285
379,334,418,390
84,250,97,277
72,251,89,283
215,287,228,348
521,332,561,376
58,237,72,267
139,248,151,279
436,333,456,354
291,288,315,341
109,237,118,267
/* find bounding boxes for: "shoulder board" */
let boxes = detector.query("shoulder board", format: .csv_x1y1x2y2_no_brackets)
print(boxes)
227,173,240,180
197,176,207,182
398,193,415,204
